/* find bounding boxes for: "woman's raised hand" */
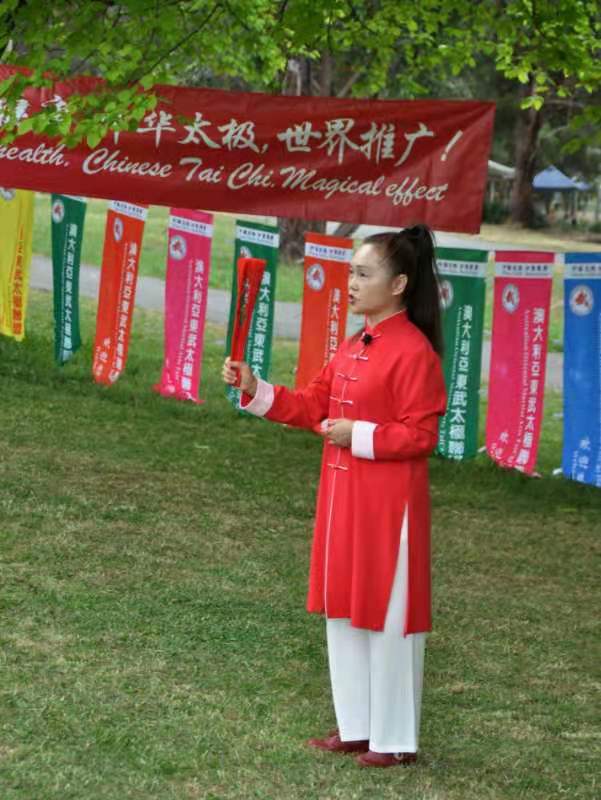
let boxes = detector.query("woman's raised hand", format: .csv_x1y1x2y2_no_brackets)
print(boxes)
222,357,258,396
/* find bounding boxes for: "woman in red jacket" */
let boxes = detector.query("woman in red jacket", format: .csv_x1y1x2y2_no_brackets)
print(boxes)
223,225,447,768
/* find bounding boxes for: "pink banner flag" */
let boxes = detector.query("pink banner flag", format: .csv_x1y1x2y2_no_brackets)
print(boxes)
486,251,554,474
154,209,213,403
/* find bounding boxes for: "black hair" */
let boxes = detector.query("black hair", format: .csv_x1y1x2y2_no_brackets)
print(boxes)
363,224,444,357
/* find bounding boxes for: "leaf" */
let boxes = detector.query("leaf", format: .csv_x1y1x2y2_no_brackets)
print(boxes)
17,116,35,134
86,130,103,148
139,74,155,90
0,73,16,97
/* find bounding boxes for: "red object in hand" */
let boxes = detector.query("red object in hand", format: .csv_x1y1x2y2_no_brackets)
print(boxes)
229,256,266,386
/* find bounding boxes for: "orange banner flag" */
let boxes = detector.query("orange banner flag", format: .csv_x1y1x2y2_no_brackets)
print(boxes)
92,201,147,385
295,232,352,389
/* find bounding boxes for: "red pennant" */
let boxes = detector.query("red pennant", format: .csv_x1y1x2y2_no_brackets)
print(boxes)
230,257,266,385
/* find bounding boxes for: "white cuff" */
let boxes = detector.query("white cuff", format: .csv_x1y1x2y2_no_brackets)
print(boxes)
351,420,377,460
239,378,274,417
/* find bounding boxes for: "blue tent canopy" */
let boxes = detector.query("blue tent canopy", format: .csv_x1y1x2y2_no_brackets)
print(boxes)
533,165,580,191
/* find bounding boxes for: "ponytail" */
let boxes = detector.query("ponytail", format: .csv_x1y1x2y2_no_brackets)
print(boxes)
363,224,444,357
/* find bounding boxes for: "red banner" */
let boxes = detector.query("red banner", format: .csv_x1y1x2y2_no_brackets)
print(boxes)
0,65,494,233
154,209,213,403
92,201,147,385
230,257,266,385
486,251,554,474
295,233,352,389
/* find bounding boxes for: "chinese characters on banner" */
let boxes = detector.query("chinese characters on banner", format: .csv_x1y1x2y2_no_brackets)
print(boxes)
295,233,352,389
0,188,33,341
154,209,213,403
562,253,601,487
225,221,278,408
92,201,147,385
486,252,554,474
51,194,86,364
436,248,487,460
0,64,494,233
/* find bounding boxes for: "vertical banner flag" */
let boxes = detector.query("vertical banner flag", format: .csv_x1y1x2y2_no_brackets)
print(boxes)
51,195,86,363
230,257,267,384
155,209,213,403
0,188,34,341
562,253,601,487
92,201,147,385
436,248,487,459
295,233,352,389
486,251,554,474
225,220,279,407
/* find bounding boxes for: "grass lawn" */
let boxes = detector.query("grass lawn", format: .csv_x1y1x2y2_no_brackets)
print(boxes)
1,291,598,800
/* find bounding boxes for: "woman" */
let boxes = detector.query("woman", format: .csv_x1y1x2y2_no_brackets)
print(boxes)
222,225,447,768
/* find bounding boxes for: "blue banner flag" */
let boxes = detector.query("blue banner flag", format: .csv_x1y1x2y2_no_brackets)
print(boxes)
562,253,601,487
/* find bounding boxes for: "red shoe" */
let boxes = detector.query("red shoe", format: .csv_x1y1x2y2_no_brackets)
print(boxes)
308,730,370,754
356,750,418,768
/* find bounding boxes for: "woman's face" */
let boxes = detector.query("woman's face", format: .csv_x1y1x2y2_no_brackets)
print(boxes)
348,243,407,317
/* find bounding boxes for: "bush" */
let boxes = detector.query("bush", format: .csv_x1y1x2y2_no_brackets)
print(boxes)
482,199,509,224
529,206,549,229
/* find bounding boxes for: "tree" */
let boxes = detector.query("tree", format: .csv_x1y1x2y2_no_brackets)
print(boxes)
480,0,600,225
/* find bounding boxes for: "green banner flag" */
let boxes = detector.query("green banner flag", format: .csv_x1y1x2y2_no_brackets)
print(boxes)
51,195,86,364
436,247,488,460
225,220,279,408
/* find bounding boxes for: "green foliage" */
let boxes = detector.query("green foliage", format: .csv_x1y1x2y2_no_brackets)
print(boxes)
0,0,290,142
563,105,601,153
482,199,509,225
487,0,600,150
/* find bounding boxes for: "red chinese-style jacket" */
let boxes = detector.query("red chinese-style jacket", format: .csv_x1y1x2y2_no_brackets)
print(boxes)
241,310,447,635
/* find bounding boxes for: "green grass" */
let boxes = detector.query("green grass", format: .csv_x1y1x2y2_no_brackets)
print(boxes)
1,291,599,800
32,193,305,302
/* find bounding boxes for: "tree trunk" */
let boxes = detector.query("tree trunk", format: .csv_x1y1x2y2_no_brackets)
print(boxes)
331,221,360,238
279,216,326,262
510,80,544,227
278,54,330,263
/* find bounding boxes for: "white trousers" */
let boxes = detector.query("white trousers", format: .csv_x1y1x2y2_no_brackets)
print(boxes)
326,509,426,753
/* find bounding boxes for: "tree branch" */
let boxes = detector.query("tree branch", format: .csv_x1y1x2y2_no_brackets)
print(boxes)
69,4,125,76
277,0,290,22
126,2,223,87
337,69,362,98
